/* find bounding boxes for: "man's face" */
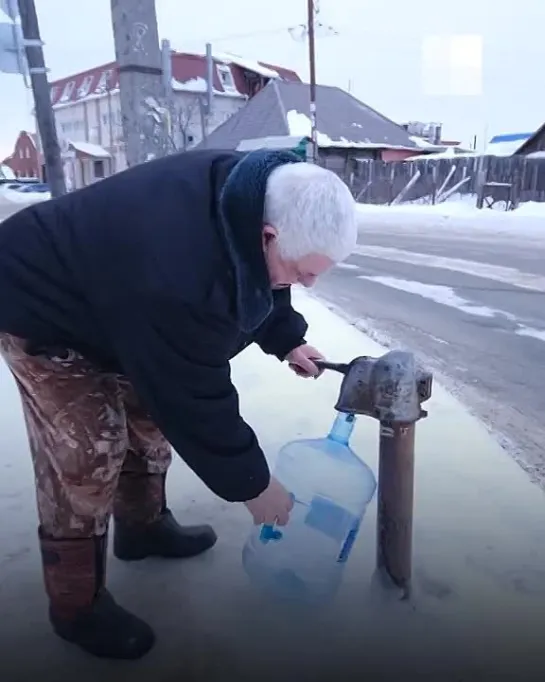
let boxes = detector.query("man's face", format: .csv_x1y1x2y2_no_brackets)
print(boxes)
262,225,334,290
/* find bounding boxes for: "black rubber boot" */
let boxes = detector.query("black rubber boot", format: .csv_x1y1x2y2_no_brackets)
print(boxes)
39,529,155,660
113,471,218,562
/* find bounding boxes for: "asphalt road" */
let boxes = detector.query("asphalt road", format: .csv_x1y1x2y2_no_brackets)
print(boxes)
314,214,545,488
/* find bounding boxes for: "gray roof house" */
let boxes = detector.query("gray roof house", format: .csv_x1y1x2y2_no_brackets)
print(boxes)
196,80,421,171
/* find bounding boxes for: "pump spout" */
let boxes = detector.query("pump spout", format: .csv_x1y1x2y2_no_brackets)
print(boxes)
316,352,432,423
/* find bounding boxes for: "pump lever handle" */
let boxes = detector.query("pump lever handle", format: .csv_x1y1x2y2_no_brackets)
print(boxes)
314,359,351,375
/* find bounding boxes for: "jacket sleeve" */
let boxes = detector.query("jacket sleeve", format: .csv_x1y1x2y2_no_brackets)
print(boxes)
252,287,309,360
106,296,271,503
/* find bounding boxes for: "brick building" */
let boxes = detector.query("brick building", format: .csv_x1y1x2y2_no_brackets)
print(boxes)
31,50,300,190
2,131,42,180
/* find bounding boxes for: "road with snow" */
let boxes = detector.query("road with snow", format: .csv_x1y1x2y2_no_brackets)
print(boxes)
315,207,545,487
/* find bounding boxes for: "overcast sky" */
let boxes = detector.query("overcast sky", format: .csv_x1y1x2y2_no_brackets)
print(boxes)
1,0,544,158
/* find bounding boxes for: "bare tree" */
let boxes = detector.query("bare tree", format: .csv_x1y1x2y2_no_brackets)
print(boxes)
171,95,203,151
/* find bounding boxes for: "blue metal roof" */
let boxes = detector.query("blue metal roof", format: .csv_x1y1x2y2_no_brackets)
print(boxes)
489,132,533,144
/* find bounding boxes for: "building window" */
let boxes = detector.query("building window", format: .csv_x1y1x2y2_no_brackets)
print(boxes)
77,75,94,99
59,81,75,103
216,64,237,92
95,69,113,93
93,160,105,178
50,85,58,102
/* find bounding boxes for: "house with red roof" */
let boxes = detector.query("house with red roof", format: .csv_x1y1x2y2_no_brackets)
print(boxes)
34,50,300,189
2,131,41,180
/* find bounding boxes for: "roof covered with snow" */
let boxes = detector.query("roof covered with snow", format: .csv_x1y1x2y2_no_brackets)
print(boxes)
485,132,533,156
196,81,419,152
68,140,111,158
47,51,300,109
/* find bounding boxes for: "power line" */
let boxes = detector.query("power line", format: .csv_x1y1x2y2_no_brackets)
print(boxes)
184,25,293,45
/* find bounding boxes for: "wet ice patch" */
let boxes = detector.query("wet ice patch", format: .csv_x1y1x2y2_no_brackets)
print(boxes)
335,263,360,271
515,326,545,343
357,276,504,319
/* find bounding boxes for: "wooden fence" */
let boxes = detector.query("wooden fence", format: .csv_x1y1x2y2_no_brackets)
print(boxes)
347,154,545,207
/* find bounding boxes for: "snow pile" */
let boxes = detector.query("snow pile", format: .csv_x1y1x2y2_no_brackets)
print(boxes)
172,77,224,95
356,196,545,235
0,186,50,205
68,140,110,158
0,164,16,181
286,110,415,151
215,52,279,79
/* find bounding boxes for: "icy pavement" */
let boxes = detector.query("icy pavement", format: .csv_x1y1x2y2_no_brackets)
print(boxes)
1,289,545,680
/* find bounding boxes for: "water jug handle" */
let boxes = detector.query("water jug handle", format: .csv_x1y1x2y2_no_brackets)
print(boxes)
258,492,296,544
260,524,283,543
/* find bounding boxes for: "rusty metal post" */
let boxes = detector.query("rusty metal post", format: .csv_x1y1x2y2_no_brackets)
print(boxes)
316,351,432,600
376,422,415,599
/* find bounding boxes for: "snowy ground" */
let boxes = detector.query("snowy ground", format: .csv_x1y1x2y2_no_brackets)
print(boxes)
357,194,545,240
1,289,545,680
0,186,50,210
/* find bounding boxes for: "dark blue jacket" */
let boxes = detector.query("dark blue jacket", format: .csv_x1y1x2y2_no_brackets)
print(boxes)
0,149,309,502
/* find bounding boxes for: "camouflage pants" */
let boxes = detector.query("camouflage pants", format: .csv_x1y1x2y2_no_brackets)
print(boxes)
0,333,172,539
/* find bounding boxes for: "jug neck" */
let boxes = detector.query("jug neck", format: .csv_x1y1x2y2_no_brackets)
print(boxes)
327,411,356,445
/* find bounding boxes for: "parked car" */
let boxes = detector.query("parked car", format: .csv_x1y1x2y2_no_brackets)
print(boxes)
16,183,50,193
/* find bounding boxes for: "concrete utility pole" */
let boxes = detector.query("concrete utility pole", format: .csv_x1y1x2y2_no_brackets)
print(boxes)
110,0,168,167
16,0,66,197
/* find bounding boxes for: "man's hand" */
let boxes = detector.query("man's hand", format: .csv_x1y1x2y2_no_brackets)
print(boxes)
285,344,325,378
244,477,295,526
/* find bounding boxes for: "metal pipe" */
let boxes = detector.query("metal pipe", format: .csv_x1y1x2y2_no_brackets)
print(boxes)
205,42,213,118
376,422,415,599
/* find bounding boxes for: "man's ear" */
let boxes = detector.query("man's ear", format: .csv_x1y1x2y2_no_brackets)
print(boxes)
262,224,278,245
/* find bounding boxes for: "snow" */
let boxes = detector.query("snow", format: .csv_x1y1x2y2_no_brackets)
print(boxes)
0,164,16,180
355,275,545,344
358,276,504,318
410,135,435,148
0,185,50,205
485,140,524,156
69,140,110,158
408,147,476,159
334,262,360,270
172,76,207,93
286,110,416,151
516,326,545,342
237,135,306,152
356,196,545,237
52,88,121,111
1,286,545,675
354,243,545,292
171,76,241,97
215,51,279,79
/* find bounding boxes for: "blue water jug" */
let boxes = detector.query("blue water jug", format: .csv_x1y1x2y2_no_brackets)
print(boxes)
242,411,377,606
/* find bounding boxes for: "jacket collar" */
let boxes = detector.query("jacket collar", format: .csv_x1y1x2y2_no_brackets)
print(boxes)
217,149,302,332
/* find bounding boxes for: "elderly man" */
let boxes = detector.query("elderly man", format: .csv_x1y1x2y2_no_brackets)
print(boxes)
0,148,357,659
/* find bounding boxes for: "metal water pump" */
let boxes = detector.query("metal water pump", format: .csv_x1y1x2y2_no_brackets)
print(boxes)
315,350,433,599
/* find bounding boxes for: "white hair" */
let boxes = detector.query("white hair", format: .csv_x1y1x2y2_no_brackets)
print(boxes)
263,162,358,262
